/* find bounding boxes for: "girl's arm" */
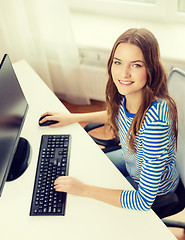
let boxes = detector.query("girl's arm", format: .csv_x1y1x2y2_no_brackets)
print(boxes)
54,121,171,211
39,110,107,128
54,176,122,208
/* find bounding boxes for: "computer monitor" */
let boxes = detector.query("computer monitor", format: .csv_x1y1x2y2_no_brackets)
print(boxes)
0,54,31,196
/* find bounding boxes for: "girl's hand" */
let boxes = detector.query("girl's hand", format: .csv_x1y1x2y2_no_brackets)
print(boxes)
54,176,122,208
39,111,75,128
54,176,87,197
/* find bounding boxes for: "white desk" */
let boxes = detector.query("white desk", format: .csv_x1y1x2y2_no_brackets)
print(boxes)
0,61,177,240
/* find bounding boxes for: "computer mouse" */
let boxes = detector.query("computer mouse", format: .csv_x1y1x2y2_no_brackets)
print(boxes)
39,115,59,126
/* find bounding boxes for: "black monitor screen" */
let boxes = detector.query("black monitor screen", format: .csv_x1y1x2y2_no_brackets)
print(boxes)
0,54,29,196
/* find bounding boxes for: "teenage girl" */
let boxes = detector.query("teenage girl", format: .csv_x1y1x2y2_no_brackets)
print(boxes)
40,28,183,217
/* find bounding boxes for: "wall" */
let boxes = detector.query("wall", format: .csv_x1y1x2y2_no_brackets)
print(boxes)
69,11,185,101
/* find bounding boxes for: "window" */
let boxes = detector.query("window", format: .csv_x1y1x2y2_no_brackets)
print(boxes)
69,0,185,23
117,0,155,3
178,0,185,12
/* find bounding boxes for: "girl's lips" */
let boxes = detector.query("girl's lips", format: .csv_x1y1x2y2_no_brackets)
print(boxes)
118,80,134,85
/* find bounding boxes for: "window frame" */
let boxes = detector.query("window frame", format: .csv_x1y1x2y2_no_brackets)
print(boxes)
68,0,185,23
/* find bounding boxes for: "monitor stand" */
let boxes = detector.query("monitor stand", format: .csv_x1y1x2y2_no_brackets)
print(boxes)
7,137,31,181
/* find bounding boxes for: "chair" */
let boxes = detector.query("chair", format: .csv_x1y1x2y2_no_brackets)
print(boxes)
84,68,185,229
163,68,185,228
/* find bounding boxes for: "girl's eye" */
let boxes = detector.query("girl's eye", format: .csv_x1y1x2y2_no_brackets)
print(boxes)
113,60,121,65
132,63,142,68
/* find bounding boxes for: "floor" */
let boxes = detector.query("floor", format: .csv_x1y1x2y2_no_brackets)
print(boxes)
61,98,185,240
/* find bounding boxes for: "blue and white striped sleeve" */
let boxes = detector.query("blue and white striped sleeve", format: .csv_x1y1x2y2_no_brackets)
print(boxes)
120,121,169,211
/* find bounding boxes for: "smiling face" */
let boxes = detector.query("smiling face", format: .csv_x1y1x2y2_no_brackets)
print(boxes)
111,43,147,107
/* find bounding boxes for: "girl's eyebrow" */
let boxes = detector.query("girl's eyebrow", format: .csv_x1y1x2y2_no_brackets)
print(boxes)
131,60,145,64
113,57,145,64
113,57,121,61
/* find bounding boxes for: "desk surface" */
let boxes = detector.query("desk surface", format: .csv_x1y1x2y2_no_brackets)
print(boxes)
0,60,177,240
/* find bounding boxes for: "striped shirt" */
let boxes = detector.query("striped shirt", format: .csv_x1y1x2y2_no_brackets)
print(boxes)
117,97,179,210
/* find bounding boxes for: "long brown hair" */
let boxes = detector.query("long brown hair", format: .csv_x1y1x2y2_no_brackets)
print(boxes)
106,28,178,152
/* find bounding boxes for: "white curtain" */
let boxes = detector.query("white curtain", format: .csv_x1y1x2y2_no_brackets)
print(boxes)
0,0,90,105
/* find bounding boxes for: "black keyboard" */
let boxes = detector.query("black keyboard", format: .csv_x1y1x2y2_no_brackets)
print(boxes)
30,134,71,216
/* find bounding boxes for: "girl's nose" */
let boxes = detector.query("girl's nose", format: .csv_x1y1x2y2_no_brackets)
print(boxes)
120,65,131,79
